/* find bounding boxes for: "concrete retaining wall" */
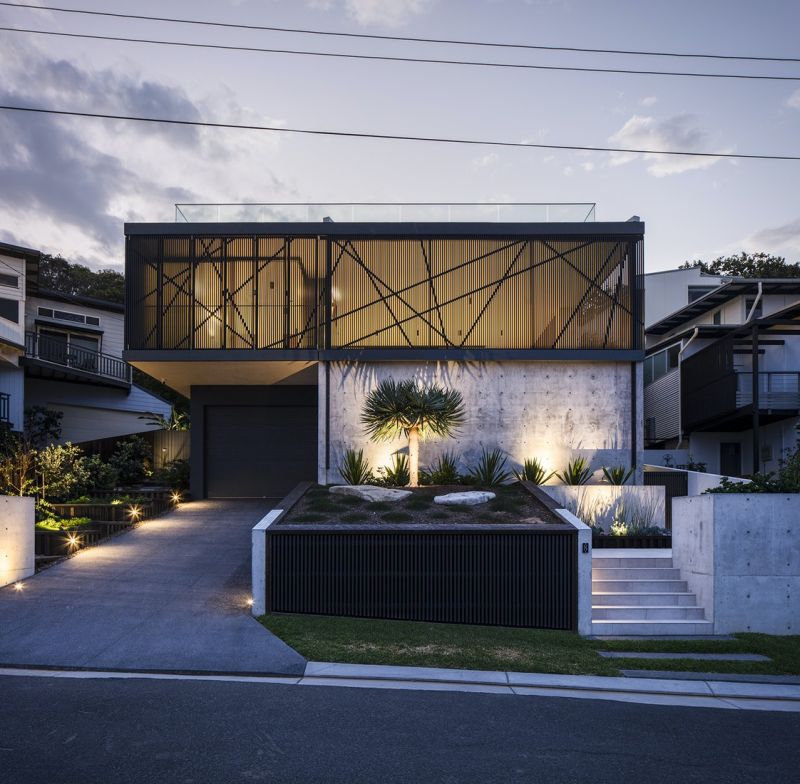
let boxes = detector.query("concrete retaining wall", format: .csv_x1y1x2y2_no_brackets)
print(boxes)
321,360,641,484
0,496,35,588
541,485,665,533
673,494,800,634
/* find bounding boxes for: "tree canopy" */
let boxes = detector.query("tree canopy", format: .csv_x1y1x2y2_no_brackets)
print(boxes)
679,252,800,279
38,254,125,303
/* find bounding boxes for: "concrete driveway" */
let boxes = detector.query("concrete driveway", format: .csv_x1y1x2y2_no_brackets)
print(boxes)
0,500,306,675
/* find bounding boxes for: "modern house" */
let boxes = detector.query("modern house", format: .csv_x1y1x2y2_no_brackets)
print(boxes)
644,267,730,328
0,239,171,443
123,203,645,500
644,277,800,475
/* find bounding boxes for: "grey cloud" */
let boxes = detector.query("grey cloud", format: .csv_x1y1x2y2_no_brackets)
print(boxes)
751,217,800,254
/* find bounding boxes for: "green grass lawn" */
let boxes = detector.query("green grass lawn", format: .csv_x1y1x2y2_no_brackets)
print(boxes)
260,613,800,677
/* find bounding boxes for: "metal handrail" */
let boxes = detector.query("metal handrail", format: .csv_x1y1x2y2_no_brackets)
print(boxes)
736,371,800,408
25,331,131,384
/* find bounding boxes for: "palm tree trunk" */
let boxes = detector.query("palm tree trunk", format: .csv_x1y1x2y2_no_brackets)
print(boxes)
408,427,420,487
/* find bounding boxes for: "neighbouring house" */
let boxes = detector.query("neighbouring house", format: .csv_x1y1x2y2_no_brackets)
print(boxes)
123,203,645,499
644,266,731,329
0,239,172,443
644,275,800,475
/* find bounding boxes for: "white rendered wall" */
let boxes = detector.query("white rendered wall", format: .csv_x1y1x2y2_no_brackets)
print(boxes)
673,494,800,634
321,360,641,484
0,496,35,588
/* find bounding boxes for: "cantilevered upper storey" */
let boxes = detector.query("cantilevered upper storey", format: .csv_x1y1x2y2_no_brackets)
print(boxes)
124,206,643,391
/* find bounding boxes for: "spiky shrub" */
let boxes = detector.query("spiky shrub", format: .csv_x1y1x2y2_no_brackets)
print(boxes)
361,379,465,487
375,453,410,487
421,451,460,485
469,448,511,487
338,448,373,485
601,465,634,485
514,457,554,485
556,456,593,486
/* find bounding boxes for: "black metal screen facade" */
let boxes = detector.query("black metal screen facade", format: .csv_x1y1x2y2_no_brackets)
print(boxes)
126,232,643,354
266,527,577,629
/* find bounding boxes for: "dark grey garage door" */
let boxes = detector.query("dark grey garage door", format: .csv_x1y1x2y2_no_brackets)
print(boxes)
204,405,317,498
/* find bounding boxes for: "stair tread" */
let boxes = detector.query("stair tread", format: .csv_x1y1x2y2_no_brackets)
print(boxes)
592,619,712,625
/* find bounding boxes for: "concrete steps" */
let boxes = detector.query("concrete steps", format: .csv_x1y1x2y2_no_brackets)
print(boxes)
591,550,712,636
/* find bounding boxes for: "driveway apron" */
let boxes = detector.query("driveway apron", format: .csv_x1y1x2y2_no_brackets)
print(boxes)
0,501,306,675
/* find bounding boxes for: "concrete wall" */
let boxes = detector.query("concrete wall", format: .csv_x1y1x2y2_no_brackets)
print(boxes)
0,496,35,588
321,360,641,484
673,494,800,634
542,485,665,532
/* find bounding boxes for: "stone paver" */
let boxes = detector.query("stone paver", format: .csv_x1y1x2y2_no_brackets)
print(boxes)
599,651,770,661
0,500,305,675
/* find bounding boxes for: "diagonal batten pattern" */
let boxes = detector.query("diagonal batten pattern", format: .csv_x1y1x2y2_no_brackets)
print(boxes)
126,232,643,353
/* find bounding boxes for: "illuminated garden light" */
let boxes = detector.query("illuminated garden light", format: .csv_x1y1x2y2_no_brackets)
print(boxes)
66,533,80,548
127,505,142,520
170,491,182,505
14,581,24,592
246,597,254,607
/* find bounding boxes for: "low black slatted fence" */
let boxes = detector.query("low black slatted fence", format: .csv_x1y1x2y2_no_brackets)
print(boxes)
643,470,689,530
51,499,171,522
267,526,577,630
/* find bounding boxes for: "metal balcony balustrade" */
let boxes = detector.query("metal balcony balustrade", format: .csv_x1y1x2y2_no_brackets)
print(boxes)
736,372,800,408
25,331,132,385
0,392,9,424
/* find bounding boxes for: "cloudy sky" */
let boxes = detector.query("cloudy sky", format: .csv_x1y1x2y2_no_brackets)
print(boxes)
1,0,799,271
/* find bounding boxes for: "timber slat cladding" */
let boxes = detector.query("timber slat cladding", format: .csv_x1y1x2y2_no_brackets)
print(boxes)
126,234,643,352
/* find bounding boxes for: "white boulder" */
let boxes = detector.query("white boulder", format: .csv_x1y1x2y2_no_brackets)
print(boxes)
330,485,412,503
433,491,496,506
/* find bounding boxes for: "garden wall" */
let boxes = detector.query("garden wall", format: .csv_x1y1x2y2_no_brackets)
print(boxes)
320,360,642,484
0,496,35,588
672,494,800,634
540,485,665,533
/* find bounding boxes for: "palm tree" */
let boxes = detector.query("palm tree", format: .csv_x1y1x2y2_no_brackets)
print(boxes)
361,379,465,487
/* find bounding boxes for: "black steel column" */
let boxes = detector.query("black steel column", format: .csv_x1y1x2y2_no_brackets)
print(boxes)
752,324,760,473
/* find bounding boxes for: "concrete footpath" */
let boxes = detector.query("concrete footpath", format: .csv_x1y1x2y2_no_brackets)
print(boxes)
0,501,306,676
1,660,798,713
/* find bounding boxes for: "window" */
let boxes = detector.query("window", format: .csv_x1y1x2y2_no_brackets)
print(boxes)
745,297,763,320
0,272,19,288
38,305,101,327
712,310,721,325
688,285,716,303
37,328,100,372
0,297,18,323
644,343,681,386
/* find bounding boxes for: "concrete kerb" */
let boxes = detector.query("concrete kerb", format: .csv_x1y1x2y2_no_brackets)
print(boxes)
2,661,798,712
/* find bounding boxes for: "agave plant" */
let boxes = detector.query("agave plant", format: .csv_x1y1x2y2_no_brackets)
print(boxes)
514,457,554,485
375,453,410,487
421,451,461,485
556,456,593,486
601,465,634,485
338,448,373,485
361,379,465,487
469,448,511,486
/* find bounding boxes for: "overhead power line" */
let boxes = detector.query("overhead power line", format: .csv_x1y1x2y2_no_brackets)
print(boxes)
0,1,798,64
2,26,800,82
1,104,799,161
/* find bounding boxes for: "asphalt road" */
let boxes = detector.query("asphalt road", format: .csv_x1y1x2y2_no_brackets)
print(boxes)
1,674,797,784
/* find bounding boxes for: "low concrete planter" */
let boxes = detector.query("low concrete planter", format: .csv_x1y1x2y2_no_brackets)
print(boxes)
252,482,591,632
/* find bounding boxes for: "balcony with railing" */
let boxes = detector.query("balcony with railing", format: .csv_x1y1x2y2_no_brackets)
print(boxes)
681,334,800,432
24,331,131,387
736,372,800,408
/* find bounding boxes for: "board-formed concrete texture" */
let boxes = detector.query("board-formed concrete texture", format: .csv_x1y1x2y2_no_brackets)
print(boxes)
673,494,800,635
321,360,641,484
0,496,34,588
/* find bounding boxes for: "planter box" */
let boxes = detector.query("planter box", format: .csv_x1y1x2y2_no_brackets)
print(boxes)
51,499,171,522
35,526,110,556
592,534,672,549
